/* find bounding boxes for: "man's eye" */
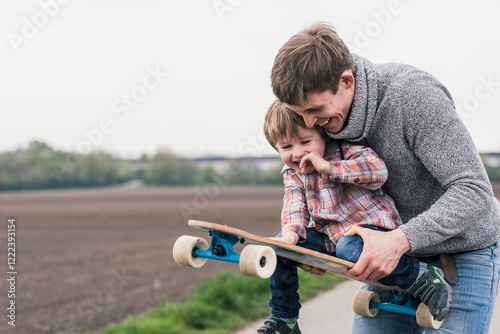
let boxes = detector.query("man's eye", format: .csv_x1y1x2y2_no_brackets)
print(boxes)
305,108,321,114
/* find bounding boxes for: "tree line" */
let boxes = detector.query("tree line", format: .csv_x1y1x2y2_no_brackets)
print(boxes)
0,141,284,191
1,141,499,191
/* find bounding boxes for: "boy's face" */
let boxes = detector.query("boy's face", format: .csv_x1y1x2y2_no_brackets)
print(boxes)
276,126,325,174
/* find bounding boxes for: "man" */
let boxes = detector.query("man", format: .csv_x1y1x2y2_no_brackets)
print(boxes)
270,22,500,333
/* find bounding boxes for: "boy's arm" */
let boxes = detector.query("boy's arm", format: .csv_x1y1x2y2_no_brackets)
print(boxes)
280,169,309,244
328,145,388,190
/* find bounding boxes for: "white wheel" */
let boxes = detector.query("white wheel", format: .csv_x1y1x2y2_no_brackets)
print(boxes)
239,245,277,278
352,290,381,317
416,303,443,329
173,235,209,268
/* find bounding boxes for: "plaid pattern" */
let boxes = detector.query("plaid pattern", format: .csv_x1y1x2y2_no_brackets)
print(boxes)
281,143,402,253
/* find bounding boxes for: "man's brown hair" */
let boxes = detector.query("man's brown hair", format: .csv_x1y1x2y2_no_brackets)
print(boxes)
264,100,324,151
271,22,356,106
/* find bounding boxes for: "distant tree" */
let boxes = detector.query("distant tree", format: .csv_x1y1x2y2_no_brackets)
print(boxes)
0,141,126,190
481,154,500,182
145,149,199,185
485,165,500,182
198,165,218,185
74,153,117,186
222,158,261,185
259,161,285,185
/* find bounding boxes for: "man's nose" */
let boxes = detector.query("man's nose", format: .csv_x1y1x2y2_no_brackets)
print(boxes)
302,114,316,128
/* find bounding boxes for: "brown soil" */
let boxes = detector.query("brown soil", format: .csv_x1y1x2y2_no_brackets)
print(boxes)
0,185,284,334
1,183,499,334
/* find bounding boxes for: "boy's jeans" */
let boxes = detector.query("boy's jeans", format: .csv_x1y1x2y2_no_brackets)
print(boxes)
351,241,500,333
269,226,420,320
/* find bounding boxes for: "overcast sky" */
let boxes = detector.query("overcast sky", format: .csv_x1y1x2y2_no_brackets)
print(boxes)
1,0,499,159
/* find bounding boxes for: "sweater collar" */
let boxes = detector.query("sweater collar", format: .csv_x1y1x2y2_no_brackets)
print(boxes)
326,54,379,142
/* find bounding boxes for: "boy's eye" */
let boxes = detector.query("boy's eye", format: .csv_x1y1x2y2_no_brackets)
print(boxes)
301,140,311,145
281,145,292,150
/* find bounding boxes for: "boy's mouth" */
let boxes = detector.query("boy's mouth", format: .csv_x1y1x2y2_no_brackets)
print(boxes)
293,160,311,172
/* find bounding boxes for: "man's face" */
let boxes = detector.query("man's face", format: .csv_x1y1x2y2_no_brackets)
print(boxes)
286,74,355,133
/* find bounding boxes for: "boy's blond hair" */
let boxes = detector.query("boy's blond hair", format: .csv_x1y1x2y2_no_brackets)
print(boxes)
264,100,325,151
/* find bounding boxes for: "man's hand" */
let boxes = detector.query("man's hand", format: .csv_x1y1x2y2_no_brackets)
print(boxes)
344,226,411,282
300,152,331,174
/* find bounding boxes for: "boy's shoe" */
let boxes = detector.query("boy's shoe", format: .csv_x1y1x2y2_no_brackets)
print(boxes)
408,266,453,321
256,316,301,334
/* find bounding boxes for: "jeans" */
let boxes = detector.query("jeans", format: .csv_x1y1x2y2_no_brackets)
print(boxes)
351,241,500,333
269,228,328,321
269,226,420,320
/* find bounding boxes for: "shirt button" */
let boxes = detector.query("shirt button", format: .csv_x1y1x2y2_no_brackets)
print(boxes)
354,177,360,183
306,184,312,190
309,207,313,212
334,177,341,182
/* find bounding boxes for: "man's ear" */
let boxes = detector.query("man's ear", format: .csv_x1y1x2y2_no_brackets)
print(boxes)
340,70,355,89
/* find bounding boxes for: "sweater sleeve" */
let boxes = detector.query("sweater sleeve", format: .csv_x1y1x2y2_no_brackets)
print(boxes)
397,75,494,252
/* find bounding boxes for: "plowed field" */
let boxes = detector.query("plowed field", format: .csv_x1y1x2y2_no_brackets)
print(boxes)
0,185,284,334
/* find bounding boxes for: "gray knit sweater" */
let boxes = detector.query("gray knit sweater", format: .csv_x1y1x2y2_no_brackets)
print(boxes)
326,55,500,257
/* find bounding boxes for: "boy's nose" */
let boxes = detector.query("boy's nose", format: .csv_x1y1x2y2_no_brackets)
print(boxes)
292,147,306,159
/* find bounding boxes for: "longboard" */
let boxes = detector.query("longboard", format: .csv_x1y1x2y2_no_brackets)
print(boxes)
173,219,443,329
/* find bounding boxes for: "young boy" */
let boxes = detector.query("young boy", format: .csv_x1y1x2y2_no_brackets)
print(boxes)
258,100,452,334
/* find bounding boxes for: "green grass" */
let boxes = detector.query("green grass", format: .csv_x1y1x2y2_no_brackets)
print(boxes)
93,270,345,334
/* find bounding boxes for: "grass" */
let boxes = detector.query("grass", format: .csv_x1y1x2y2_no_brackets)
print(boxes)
93,270,345,334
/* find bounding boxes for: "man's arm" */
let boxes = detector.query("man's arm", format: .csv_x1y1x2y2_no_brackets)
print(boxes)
397,79,494,252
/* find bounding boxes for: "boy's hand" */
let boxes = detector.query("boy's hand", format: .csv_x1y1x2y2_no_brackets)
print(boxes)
269,231,300,245
298,263,326,276
268,232,326,276
300,152,331,174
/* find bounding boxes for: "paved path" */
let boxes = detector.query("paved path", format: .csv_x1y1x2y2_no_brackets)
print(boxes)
232,279,500,333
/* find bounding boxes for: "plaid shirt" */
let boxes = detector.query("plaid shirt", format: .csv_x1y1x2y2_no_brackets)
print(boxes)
281,142,402,253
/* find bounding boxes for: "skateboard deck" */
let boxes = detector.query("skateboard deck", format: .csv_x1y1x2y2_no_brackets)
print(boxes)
189,219,398,290
173,219,443,329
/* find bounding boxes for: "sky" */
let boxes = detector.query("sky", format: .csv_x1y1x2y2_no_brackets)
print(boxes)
1,0,500,159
